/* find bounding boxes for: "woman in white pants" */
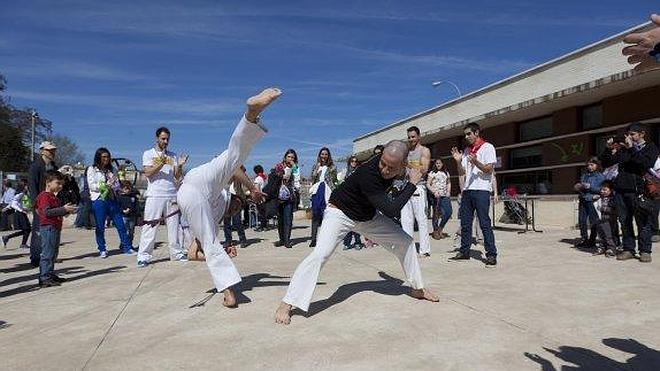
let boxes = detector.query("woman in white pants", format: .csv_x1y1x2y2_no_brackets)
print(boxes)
177,88,281,308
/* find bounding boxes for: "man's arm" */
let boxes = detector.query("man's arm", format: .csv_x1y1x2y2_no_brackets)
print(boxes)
451,147,465,176
366,183,417,219
28,162,40,200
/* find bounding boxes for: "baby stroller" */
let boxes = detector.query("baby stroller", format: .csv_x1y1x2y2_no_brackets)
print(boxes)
499,189,530,225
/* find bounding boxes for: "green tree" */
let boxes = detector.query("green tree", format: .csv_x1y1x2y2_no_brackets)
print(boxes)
0,73,31,171
47,133,86,166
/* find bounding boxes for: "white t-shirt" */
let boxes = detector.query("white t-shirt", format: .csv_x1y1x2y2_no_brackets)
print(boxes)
461,142,496,192
142,148,178,198
254,175,266,191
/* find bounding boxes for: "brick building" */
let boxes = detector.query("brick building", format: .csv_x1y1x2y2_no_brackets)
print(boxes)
353,22,660,196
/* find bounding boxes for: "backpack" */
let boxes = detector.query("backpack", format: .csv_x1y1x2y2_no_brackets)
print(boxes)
262,168,283,201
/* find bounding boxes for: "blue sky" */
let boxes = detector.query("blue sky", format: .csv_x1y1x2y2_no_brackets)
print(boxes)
0,0,654,175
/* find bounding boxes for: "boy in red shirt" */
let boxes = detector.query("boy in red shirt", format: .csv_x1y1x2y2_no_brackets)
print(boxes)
36,170,77,287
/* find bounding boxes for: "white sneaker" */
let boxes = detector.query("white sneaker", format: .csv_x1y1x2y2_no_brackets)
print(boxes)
173,254,188,262
99,251,108,259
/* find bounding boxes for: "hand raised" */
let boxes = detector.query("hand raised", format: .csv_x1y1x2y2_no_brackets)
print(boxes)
450,147,462,162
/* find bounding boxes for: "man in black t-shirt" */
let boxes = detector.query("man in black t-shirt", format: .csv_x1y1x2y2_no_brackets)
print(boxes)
275,140,439,325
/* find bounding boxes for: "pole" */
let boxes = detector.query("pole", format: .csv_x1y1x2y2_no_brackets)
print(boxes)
31,111,36,162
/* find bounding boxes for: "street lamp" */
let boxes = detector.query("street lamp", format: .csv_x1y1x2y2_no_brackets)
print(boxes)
431,80,462,98
31,110,38,162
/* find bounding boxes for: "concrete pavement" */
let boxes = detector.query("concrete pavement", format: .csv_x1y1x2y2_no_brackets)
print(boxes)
1,218,659,370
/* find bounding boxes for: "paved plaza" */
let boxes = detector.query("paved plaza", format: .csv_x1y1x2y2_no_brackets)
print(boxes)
1,217,659,370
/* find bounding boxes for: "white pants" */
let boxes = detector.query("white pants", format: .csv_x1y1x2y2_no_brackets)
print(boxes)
401,184,431,255
177,116,266,292
137,197,183,262
283,207,425,312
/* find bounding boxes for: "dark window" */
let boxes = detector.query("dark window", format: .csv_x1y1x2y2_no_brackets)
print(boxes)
581,104,602,130
510,146,543,169
500,170,552,195
519,117,553,141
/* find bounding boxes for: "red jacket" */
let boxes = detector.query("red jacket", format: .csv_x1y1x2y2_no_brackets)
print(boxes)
36,191,63,230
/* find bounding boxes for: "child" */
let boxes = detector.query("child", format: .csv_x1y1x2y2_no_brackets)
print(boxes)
594,181,618,256
36,171,77,287
574,157,605,249
1,180,32,249
117,181,139,247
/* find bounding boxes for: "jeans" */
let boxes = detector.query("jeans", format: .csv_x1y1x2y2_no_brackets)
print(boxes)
75,197,93,228
39,225,61,282
432,196,453,231
92,198,132,252
459,190,497,257
277,201,294,245
578,198,599,242
123,216,136,247
223,213,246,244
343,231,362,247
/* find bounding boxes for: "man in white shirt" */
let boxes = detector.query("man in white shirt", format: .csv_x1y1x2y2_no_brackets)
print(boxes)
177,88,279,308
450,123,498,267
137,127,187,267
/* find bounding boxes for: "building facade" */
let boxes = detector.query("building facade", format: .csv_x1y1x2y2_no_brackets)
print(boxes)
353,22,660,196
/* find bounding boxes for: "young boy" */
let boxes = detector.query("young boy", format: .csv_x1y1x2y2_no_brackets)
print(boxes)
117,181,139,247
594,180,618,256
36,171,77,287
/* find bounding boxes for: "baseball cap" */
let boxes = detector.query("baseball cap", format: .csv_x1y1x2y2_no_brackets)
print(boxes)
39,141,57,150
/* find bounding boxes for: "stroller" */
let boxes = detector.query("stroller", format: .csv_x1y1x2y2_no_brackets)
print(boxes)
498,188,530,225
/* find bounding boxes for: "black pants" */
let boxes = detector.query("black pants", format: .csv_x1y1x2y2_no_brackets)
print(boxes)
0,209,14,230
30,211,41,265
311,214,323,243
596,219,617,250
616,192,654,254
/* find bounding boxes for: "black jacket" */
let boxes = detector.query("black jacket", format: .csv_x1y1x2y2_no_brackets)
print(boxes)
57,174,81,205
28,157,58,202
599,142,659,194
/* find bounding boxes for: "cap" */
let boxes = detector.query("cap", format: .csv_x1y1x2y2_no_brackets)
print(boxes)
39,141,57,150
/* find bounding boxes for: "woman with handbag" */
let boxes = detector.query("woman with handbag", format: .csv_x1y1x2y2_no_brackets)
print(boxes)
308,147,338,247
87,148,135,258
273,149,298,248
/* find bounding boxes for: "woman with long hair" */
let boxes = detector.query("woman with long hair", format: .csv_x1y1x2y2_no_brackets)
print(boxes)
309,147,338,247
1,180,32,249
428,158,452,240
273,149,298,248
87,148,134,258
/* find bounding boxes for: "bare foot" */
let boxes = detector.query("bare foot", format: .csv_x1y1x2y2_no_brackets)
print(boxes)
224,244,237,258
246,87,282,122
275,302,292,325
410,288,439,302
223,288,237,308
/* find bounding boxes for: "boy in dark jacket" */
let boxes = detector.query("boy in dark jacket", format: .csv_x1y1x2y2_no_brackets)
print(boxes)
36,171,77,287
117,181,139,247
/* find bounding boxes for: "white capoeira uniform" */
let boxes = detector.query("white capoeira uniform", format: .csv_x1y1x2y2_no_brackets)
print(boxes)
137,147,184,262
177,116,267,292
400,145,431,255
282,155,425,312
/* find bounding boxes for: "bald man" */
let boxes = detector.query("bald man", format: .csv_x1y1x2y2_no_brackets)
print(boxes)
275,140,438,325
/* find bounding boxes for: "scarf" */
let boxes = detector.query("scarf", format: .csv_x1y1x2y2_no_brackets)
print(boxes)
468,137,486,156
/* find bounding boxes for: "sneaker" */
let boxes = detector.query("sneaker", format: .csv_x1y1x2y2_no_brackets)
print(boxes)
485,256,497,268
575,239,592,249
240,240,248,248
342,244,352,250
1,236,8,248
652,234,660,243
39,279,61,288
99,251,108,259
285,243,293,249
354,243,364,251
20,244,29,249
173,255,188,262
616,250,635,261
50,274,66,283
309,240,317,248
593,247,605,255
431,231,442,240
449,252,470,261
137,260,149,268
640,252,652,263
123,249,136,256
421,252,431,258
605,249,616,257
274,241,283,247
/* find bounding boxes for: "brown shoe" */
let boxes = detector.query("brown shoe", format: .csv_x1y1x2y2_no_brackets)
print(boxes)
639,253,652,263
616,251,635,261
431,230,442,240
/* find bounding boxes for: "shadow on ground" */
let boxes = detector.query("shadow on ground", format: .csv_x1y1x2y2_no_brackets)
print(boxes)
0,265,127,298
292,271,411,318
524,338,660,370
192,273,298,308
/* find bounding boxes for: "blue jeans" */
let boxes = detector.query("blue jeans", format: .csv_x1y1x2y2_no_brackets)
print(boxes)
123,216,136,247
39,225,61,282
432,196,453,231
223,213,246,244
578,198,599,242
92,198,132,252
277,201,294,245
459,190,497,257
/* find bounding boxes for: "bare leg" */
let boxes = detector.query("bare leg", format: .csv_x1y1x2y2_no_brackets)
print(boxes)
275,302,293,325
246,88,282,122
